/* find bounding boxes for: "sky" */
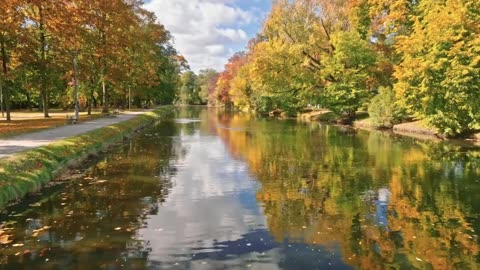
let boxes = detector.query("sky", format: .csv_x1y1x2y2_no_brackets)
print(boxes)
143,0,271,73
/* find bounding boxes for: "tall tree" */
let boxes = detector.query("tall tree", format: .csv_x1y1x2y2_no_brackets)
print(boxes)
21,0,70,118
0,0,24,121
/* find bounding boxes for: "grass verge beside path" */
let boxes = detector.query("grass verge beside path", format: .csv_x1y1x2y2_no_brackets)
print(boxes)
0,106,174,210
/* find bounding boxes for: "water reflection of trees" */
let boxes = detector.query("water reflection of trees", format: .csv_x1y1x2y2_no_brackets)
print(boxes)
0,120,180,269
214,112,480,270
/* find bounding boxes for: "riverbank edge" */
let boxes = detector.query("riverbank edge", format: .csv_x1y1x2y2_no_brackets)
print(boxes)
0,106,175,210
352,119,445,142
299,110,480,143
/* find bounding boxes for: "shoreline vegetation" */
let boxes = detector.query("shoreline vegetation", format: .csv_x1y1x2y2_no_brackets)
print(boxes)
0,107,174,210
297,109,480,144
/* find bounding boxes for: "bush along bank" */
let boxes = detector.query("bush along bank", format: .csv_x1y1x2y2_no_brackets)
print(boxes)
0,107,175,209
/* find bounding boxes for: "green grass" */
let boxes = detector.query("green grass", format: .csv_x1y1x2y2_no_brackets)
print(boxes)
0,107,174,209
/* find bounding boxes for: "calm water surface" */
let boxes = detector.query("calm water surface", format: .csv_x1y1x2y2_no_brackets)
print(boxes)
1,107,480,270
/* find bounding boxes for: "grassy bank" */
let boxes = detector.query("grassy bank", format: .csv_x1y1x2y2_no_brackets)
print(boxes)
0,107,174,209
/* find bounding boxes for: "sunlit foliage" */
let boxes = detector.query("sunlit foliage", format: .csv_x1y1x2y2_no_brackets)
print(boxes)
212,0,480,136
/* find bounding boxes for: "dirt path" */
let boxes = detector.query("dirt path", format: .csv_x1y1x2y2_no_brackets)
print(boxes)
0,112,148,159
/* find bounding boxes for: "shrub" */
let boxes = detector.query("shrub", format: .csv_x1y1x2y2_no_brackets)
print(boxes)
368,87,402,128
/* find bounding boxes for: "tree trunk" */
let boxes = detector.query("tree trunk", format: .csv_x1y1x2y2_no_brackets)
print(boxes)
40,90,49,118
102,79,109,113
338,110,356,125
1,39,11,122
73,54,79,120
39,3,49,118
128,86,131,110
100,12,108,114
87,79,94,115
87,99,92,115
0,76,4,118
26,91,32,111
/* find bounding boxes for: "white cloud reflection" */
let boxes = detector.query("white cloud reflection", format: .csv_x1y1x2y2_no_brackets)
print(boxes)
138,130,267,265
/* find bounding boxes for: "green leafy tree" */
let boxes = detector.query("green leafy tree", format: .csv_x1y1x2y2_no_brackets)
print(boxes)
368,86,402,128
179,71,201,105
320,31,378,121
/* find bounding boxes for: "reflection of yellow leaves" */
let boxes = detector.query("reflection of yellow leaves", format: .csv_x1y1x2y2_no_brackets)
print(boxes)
402,149,426,165
0,234,13,245
96,161,107,170
31,226,51,238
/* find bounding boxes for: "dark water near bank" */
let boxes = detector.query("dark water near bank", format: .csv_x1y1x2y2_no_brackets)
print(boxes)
1,107,480,270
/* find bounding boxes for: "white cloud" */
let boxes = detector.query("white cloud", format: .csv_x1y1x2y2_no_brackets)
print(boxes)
218,28,248,41
144,0,254,72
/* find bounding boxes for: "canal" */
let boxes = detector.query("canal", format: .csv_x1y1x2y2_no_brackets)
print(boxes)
1,107,479,269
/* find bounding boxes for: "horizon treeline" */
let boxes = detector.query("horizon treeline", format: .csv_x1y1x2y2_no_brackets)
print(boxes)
0,0,186,121
190,0,480,137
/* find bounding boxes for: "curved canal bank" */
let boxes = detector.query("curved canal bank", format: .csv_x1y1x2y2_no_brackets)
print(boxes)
0,107,174,209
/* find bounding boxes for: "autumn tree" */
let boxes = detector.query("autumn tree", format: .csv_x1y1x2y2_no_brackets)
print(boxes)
229,63,253,110
20,0,74,118
394,0,480,136
0,0,24,121
220,0,377,118
215,52,247,107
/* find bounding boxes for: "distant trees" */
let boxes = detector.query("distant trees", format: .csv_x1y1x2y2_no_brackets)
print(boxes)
177,69,220,106
0,0,184,121
197,69,219,105
178,71,200,105
211,0,480,136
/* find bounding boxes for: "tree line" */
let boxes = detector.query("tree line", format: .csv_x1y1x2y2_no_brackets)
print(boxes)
0,0,186,121
198,0,480,137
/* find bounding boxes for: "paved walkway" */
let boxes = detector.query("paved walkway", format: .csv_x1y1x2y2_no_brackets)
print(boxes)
0,111,148,159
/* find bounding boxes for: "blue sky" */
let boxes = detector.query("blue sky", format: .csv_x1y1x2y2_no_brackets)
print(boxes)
143,0,271,72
